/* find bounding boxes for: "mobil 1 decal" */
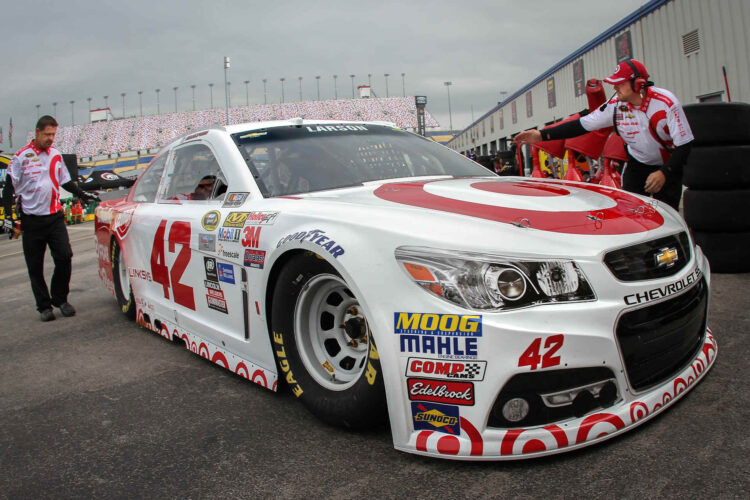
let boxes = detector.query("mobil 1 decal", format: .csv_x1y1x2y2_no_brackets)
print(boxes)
395,312,481,360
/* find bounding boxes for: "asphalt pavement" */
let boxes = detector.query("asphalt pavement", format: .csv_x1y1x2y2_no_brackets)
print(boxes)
0,222,748,499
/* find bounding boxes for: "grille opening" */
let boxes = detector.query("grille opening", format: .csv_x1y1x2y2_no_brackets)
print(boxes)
605,232,690,281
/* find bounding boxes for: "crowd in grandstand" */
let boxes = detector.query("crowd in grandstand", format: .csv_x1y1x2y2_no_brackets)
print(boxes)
32,97,439,157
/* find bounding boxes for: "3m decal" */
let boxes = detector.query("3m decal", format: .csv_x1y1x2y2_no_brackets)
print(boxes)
198,233,216,252
243,249,266,269
222,192,249,208
624,267,702,305
223,211,250,228
201,210,220,231
399,335,478,359
150,220,195,310
406,358,486,381
217,262,235,284
244,211,279,225
518,334,564,370
408,379,474,406
411,402,460,434
242,226,261,248
276,229,344,258
204,256,218,282
394,313,482,337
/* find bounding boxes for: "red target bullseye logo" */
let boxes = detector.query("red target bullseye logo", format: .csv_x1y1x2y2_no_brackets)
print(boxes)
373,179,664,235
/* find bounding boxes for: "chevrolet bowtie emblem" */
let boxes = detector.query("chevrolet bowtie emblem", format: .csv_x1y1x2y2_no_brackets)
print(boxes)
655,247,679,267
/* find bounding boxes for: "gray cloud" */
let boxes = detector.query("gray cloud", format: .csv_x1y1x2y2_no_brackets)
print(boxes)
1,0,646,149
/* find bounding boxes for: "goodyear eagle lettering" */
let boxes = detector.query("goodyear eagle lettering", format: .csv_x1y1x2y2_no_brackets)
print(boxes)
273,332,303,397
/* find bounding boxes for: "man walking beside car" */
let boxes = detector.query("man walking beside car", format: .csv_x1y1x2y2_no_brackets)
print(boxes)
515,59,693,210
2,116,98,321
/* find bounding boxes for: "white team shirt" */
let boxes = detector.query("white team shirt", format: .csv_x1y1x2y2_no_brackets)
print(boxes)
580,87,693,166
8,142,71,216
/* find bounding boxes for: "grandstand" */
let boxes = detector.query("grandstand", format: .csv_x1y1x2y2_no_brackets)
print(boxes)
40,96,440,160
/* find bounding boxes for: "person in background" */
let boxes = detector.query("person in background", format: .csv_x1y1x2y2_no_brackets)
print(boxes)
514,59,693,210
2,116,99,321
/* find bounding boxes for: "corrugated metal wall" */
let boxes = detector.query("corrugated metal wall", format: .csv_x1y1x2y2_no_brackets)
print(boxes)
452,0,750,153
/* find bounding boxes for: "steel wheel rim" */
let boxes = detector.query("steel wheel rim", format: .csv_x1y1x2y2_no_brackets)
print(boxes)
118,248,131,301
294,273,369,391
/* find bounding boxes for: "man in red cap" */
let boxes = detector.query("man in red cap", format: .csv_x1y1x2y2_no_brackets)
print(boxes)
515,59,693,210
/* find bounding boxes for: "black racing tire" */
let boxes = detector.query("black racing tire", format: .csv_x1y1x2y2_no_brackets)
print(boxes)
683,102,750,145
111,239,136,320
270,252,387,429
693,230,750,274
683,189,750,232
683,145,750,190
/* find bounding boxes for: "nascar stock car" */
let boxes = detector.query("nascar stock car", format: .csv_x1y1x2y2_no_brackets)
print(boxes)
95,119,716,460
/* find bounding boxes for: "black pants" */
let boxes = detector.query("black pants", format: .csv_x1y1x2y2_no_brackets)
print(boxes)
622,155,682,211
20,211,73,311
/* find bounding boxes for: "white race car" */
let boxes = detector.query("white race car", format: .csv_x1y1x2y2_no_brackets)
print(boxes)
95,119,716,460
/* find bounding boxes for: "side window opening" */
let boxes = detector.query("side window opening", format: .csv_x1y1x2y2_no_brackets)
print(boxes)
162,143,227,202
132,154,168,203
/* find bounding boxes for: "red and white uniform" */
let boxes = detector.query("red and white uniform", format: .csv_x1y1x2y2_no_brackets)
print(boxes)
580,87,693,165
8,142,70,216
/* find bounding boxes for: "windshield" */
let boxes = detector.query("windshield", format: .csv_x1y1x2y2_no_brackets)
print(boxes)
232,124,493,197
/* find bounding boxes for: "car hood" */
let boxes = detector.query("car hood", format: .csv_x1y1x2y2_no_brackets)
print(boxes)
281,177,686,258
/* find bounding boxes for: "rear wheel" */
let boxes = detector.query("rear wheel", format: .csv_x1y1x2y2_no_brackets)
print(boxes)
271,252,387,429
111,239,136,319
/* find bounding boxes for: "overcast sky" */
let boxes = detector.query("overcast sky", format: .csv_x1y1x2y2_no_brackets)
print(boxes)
0,0,648,150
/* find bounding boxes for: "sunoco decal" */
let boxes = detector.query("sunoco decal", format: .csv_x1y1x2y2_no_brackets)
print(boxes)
406,358,486,381
411,402,460,435
624,266,702,305
407,379,474,406
394,313,482,337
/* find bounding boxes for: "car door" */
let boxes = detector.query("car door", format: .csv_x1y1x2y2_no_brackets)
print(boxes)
147,140,248,346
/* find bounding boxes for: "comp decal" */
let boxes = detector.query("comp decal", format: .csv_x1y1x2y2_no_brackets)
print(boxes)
406,358,486,381
373,179,664,235
411,402,460,435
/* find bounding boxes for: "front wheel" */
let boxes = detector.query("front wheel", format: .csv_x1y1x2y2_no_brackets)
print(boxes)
111,239,136,319
271,252,387,429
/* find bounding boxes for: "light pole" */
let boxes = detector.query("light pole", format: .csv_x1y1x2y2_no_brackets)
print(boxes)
209,83,214,109
191,85,196,111
350,74,355,98
298,76,303,101
87,97,92,122
104,96,109,108
499,90,507,104
227,81,231,107
280,78,285,103
53,102,57,116
70,100,75,125
172,87,177,113
444,81,453,131
262,79,267,105
223,56,230,124
155,89,160,115
36,104,40,119
315,76,321,100
244,80,250,106
368,73,372,87
121,93,126,117
137,92,142,117
401,73,406,97
384,74,390,97
333,75,338,100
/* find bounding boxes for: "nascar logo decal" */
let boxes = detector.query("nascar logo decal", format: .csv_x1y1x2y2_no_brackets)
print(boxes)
373,179,664,235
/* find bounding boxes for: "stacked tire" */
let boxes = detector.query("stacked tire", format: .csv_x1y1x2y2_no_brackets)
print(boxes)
682,102,750,273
